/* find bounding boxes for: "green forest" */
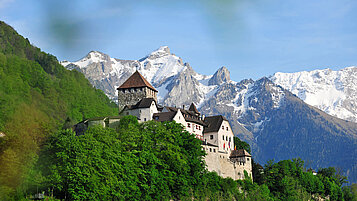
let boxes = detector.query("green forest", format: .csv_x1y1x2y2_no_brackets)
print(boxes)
0,21,356,200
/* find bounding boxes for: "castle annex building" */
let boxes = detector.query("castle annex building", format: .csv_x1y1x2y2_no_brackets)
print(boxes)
116,71,253,180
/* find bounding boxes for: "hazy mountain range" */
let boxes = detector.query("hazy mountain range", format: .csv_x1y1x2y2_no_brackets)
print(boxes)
61,46,357,183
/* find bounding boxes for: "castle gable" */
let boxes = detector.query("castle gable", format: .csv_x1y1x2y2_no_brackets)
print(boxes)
165,105,205,126
189,103,200,114
117,71,157,92
203,115,228,133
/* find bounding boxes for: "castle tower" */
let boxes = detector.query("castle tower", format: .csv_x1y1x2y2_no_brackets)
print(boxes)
117,71,158,112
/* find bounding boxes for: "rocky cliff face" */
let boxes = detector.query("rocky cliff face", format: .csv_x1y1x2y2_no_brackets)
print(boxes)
61,51,139,100
61,47,357,183
208,66,230,86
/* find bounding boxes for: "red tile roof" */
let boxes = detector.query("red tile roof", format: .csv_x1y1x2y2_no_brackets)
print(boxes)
117,71,157,92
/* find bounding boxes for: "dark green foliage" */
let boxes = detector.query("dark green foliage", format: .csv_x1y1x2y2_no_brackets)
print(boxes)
342,185,357,201
262,158,350,201
252,159,265,184
39,117,238,200
233,136,251,153
318,167,348,187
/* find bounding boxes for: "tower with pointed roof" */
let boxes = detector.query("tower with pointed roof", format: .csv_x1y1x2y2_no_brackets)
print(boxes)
117,71,158,112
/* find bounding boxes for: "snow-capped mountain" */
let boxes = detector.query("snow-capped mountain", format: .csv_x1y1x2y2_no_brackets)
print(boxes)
61,47,357,183
270,67,357,123
61,46,216,106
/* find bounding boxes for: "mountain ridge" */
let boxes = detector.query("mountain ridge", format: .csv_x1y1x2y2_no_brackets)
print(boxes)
61,47,357,183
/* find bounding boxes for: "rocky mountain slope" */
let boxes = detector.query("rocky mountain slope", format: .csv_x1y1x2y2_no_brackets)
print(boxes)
61,47,357,183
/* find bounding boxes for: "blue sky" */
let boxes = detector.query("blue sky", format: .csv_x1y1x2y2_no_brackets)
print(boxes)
1,0,357,81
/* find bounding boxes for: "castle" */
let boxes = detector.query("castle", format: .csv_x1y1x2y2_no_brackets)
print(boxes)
76,71,252,180
117,71,252,180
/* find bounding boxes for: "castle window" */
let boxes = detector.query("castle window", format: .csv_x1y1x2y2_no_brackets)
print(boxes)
226,136,228,141
222,125,224,129
222,135,224,140
209,148,212,152
226,127,228,131
210,135,213,140
144,118,147,121
139,110,141,113
213,149,216,153
247,158,250,161
187,123,190,128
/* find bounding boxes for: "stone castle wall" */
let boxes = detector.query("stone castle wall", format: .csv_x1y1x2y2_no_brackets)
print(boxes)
203,145,253,180
118,87,148,111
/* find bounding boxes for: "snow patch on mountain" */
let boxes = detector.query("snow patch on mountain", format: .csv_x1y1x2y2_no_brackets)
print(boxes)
137,46,186,86
197,84,217,107
228,82,254,115
271,67,357,122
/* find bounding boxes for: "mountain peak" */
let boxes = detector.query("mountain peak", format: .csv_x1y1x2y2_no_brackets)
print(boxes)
208,66,230,85
86,50,107,58
155,46,170,54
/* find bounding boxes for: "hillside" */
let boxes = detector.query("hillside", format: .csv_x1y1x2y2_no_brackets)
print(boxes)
0,21,117,196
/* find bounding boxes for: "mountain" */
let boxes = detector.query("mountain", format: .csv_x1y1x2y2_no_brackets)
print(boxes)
61,46,216,106
270,67,357,123
61,47,357,183
200,77,357,182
